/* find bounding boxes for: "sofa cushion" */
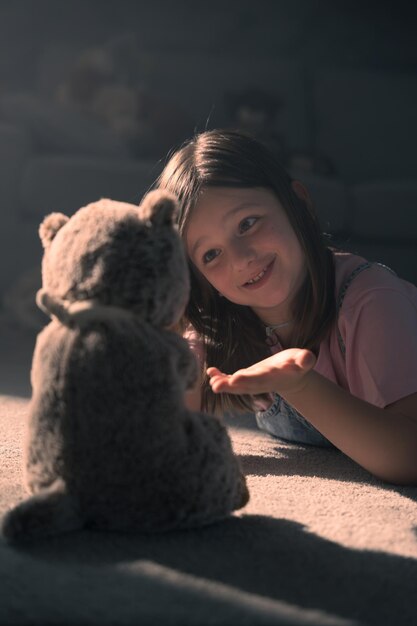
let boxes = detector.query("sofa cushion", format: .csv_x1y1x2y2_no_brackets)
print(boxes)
0,123,31,213
0,93,130,157
19,156,162,219
0,124,33,292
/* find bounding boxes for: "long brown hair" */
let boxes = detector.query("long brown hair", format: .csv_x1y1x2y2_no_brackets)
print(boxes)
156,129,335,414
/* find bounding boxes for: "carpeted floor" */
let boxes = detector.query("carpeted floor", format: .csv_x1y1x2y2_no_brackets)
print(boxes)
1,322,417,625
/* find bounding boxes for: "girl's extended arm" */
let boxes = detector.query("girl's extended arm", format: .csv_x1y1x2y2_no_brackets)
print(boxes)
207,349,417,485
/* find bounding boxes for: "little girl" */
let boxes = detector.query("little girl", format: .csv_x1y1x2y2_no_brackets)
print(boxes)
156,129,417,485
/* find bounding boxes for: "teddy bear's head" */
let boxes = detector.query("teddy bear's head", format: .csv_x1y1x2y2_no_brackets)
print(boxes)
38,190,189,328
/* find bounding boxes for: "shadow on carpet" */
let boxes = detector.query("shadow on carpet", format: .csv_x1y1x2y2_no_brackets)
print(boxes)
1,514,417,626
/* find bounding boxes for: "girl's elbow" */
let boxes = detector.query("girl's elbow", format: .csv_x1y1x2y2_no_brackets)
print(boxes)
369,458,417,486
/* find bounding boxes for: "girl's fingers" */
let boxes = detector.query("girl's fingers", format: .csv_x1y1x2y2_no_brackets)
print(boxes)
210,379,245,394
209,373,253,395
206,367,223,377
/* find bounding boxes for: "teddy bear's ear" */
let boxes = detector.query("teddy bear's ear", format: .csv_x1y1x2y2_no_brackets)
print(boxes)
39,212,69,249
139,190,179,227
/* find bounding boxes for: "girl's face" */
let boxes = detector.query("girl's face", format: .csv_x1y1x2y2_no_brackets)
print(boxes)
185,186,307,325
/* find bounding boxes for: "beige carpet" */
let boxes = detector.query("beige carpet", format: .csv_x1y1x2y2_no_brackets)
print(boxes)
1,324,417,625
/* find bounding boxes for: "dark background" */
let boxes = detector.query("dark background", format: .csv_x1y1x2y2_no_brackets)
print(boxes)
0,0,416,333
2,1,417,86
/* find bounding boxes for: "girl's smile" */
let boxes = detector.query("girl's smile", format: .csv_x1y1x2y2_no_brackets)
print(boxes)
186,186,307,326
242,258,276,289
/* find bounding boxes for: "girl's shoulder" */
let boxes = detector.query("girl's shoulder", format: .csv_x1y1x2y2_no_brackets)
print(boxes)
329,251,417,407
332,250,417,313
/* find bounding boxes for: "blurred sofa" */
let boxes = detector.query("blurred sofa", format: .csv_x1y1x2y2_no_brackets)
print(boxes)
0,48,416,330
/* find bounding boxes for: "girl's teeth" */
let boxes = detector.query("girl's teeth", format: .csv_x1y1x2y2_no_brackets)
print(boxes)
247,267,267,284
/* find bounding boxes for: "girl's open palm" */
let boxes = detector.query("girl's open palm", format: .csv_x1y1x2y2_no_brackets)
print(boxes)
207,348,316,397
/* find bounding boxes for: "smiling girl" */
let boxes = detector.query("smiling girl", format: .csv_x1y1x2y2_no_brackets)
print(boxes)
157,129,417,485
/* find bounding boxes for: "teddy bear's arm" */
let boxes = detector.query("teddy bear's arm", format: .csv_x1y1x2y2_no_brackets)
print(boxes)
183,411,250,514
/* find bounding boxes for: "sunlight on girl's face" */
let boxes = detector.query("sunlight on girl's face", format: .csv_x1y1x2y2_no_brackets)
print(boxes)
185,187,307,325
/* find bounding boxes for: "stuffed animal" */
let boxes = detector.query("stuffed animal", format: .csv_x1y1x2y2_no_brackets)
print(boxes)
55,42,192,158
1,190,249,543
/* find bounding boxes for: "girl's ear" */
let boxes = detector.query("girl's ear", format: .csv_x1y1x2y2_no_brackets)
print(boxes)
139,189,179,227
291,180,314,211
39,212,69,249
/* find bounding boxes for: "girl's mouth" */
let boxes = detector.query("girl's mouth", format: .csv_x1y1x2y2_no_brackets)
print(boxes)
243,259,275,290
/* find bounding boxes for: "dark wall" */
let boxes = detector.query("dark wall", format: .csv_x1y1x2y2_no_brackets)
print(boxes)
0,0,416,91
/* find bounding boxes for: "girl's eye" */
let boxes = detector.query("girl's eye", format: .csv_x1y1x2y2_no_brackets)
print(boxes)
239,216,258,234
202,248,220,264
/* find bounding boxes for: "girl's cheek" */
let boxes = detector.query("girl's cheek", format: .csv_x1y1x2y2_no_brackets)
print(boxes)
205,263,226,287
200,262,218,281
205,265,221,284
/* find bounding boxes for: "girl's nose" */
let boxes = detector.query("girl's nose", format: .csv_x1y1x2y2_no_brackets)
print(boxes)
229,239,257,271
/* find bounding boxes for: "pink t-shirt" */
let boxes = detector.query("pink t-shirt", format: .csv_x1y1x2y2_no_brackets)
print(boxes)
312,251,417,408
185,251,417,409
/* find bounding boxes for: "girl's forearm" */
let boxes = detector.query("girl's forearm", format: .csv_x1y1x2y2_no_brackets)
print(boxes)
282,371,417,485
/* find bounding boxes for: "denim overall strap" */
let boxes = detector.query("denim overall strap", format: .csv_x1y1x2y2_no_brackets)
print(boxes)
336,262,396,357
336,262,371,357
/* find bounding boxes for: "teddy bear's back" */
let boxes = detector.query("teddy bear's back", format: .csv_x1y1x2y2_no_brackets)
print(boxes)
27,318,187,494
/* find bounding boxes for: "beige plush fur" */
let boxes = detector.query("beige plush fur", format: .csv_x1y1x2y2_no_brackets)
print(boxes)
1,190,248,543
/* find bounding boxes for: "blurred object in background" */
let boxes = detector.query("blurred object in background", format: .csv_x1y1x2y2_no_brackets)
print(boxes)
289,151,336,178
54,34,192,158
225,86,335,177
0,32,192,162
225,87,288,164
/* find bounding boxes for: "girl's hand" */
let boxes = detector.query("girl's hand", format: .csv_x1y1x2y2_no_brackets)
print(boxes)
207,348,316,396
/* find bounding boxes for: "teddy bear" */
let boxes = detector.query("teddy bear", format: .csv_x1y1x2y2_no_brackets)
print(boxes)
1,190,249,543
